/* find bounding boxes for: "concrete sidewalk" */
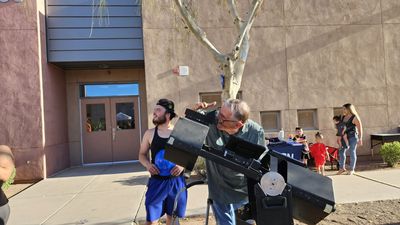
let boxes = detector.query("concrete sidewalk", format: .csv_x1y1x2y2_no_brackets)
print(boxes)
7,162,400,225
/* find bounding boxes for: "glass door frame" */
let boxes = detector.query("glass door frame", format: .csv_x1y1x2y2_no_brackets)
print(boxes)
78,82,142,165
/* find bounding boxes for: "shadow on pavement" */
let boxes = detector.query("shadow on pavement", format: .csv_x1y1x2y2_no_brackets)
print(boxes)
54,163,146,178
113,175,149,186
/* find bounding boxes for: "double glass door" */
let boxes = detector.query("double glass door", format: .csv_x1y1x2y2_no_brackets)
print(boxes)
81,97,140,164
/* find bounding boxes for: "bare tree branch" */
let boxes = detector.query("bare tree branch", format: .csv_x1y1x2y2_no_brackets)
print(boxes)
233,0,263,59
174,0,225,62
172,0,264,100
221,34,249,100
226,0,243,30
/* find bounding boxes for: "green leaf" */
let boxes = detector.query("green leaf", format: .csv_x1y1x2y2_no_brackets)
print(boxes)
2,167,16,190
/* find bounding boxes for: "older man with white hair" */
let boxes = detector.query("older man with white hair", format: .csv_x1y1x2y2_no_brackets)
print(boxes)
193,99,265,225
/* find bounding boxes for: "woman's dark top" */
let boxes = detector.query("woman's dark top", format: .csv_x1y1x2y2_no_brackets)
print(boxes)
344,115,357,138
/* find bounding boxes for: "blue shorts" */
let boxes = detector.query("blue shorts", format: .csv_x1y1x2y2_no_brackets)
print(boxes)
145,176,187,222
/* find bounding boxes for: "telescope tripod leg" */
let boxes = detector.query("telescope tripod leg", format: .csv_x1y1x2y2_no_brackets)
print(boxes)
171,187,186,225
170,216,180,225
171,180,207,225
205,198,213,225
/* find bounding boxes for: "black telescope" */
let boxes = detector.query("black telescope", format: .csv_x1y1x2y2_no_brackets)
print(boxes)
165,109,335,225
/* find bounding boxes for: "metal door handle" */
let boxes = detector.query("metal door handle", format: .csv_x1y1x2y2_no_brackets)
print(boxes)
112,128,116,141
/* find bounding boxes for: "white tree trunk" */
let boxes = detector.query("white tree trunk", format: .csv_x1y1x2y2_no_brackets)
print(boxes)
174,0,264,101
96,0,263,100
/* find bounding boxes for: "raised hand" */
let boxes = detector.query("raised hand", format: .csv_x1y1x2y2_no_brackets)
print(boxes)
193,101,217,110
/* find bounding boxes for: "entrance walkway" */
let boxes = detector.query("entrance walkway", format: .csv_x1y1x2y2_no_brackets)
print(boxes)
9,163,148,225
7,162,400,225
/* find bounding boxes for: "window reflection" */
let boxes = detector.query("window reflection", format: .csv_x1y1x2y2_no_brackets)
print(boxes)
84,84,139,97
86,104,106,132
116,102,135,130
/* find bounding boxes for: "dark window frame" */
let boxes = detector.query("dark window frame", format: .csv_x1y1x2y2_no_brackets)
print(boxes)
297,109,318,130
260,111,281,132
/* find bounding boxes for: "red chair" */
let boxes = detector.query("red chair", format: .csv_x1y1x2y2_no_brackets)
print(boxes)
325,146,339,170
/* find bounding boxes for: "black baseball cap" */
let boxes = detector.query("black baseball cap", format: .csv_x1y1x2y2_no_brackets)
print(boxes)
156,98,176,119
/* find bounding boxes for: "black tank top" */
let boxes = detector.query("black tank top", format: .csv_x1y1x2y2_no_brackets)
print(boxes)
150,126,169,164
344,115,357,137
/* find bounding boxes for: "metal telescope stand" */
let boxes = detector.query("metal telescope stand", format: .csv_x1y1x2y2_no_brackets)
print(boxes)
165,109,336,225
170,179,213,225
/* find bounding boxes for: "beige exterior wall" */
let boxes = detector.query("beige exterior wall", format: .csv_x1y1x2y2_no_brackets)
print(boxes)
1,0,399,180
142,0,400,155
65,69,147,166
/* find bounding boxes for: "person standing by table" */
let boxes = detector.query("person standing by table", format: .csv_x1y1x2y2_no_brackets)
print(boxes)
337,103,363,175
293,127,310,165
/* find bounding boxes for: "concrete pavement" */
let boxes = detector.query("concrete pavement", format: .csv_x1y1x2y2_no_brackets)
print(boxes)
7,162,400,225
331,169,400,204
9,163,148,225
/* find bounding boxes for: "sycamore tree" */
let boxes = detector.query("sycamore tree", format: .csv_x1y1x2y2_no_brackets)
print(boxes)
174,0,264,100
95,0,264,100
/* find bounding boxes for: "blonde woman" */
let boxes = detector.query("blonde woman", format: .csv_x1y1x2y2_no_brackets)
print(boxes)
337,104,363,175
0,145,14,225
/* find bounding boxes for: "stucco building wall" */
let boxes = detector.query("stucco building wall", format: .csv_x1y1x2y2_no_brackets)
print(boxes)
0,1,70,181
142,0,400,155
0,1,45,181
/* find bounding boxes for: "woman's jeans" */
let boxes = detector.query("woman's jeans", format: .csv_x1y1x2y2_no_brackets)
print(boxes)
339,136,358,171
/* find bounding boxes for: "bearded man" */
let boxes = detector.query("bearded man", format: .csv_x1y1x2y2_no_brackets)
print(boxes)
138,99,187,225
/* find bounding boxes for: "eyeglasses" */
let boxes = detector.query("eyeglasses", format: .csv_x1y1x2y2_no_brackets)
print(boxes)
217,111,239,124
219,118,239,123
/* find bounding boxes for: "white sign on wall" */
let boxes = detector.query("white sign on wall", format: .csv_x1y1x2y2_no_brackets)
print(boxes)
179,66,189,76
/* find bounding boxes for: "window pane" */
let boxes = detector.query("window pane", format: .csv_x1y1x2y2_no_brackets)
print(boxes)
116,102,135,130
261,111,280,132
200,93,221,110
333,107,343,117
199,91,243,111
297,109,317,130
86,104,106,132
84,83,139,97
